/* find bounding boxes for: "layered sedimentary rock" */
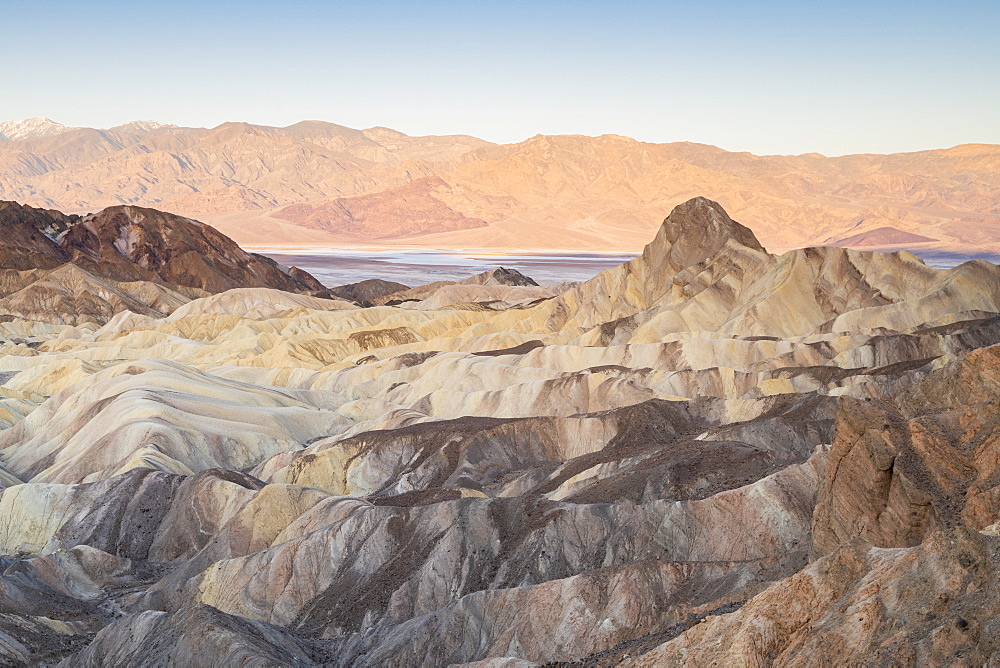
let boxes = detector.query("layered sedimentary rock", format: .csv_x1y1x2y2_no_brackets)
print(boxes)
0,197,997,665
626,527,1000,667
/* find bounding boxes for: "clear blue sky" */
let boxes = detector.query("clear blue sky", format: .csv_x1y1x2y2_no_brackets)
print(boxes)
3,0,997,155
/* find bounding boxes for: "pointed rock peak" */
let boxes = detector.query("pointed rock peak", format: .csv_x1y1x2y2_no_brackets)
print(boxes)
461,267,539,287
646,197,766,270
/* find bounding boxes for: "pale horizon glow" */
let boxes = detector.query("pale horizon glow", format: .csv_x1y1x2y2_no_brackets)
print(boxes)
3,1,998,157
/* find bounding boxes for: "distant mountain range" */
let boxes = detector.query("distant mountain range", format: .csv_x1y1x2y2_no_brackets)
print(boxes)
1,118,997,254
0,117,175,142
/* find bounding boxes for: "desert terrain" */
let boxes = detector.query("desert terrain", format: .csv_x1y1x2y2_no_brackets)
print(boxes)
0,196,996,664
3,118,999,255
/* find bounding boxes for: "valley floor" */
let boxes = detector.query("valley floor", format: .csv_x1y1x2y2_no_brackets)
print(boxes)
251,248,640,288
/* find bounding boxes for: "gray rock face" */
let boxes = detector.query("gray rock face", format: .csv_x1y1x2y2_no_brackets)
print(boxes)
0,198,998,665
62,606,325,667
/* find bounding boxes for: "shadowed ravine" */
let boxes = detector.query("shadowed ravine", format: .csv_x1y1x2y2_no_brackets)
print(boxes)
0,197,998,665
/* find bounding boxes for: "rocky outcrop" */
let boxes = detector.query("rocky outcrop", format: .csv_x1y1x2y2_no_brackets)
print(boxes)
465,267,539,287
0,201,332,324
0,200,78,270
329,278,410,303
538,197,1000,339
812,343,1000,556
57,205,327,294
626,527,1000,667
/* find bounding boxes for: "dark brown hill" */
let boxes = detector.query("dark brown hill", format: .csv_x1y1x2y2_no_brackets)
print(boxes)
0,201,331,324
329,279,411,303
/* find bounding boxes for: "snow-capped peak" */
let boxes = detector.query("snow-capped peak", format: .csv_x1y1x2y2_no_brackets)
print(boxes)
0,118,178,142
109,120,177,133
0,117,76,141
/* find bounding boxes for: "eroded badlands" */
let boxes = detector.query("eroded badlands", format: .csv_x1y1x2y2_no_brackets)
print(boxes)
0,197,998,665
